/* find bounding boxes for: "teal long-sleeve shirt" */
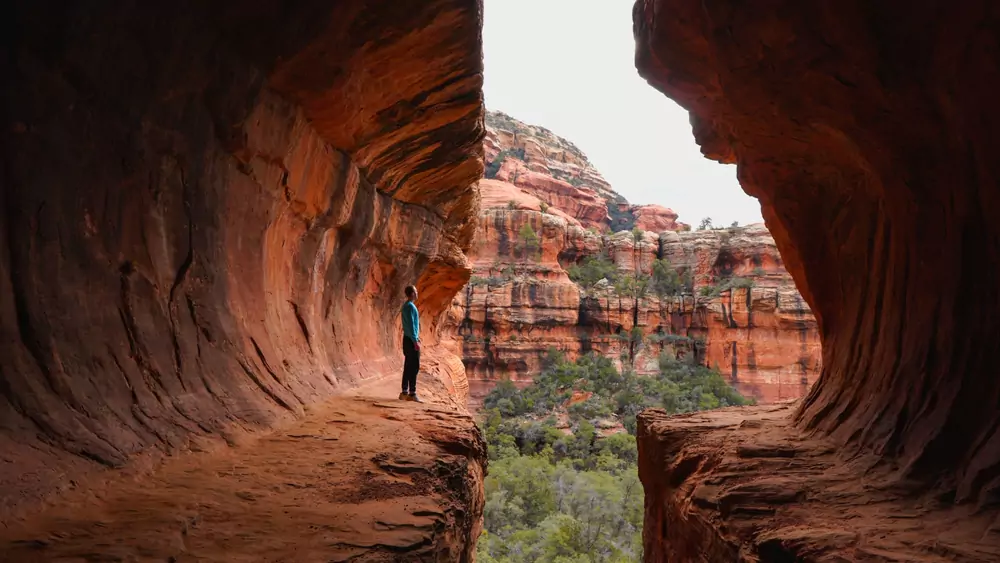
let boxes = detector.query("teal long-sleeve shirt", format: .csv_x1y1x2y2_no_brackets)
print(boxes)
402,300,420,342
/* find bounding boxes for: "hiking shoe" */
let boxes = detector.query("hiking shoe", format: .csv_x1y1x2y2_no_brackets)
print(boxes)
399,392,409,400
406,394,423,403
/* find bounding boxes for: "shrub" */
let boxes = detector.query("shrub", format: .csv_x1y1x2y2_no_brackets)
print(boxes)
518,222,540,258
651,258,683,297
567,396,613,422
484,147,526,179
567,253,617,288
477,346,750,563
611,273,650,303
699,276,755,297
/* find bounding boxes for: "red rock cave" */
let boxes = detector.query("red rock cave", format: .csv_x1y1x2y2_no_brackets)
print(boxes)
2,0,999,561
634,0,1000,560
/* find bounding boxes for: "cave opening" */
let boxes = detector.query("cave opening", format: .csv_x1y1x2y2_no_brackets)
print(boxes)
471,1,821,560
4,0,999,561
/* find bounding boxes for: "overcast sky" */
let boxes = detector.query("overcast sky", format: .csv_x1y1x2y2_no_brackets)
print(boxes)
482,0,764,226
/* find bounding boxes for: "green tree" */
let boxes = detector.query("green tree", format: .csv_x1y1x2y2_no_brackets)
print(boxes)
698,217,714,230
650,258,682,298
597,433,638,465
477,350,750,563
487,454,557,527
680,269,694,293
518,222,541,259
699,276,755,298
612,273,649,302
567,253,618,288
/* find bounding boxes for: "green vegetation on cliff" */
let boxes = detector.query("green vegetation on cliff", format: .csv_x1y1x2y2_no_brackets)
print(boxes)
568,254,691,299
477,351,750,562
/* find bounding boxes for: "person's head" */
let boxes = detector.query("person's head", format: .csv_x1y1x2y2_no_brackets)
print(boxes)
405,285,417,301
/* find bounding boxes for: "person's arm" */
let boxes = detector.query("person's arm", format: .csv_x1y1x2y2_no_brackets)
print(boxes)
403,302,420,344
413,306,420,343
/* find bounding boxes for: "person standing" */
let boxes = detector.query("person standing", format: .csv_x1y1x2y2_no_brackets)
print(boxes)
400,285,422,402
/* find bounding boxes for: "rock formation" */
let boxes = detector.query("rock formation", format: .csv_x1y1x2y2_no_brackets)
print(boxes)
634,0,1000,560
633,204,683,232
3,1,486,555
0,390,486,561
661,225,821,402
447,112,820,406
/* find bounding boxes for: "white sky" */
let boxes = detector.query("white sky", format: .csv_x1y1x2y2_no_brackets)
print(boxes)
482,0,764,226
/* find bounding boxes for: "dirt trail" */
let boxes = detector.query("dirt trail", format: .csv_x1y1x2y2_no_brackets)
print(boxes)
0,377,486,562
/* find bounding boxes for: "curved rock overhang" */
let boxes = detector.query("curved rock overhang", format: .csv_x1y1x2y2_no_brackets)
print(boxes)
2,0,484,520
634,0,1000,501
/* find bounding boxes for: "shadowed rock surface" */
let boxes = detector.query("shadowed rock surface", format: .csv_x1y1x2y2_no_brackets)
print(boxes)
639,406,1000,562
634,0,1000,560
3,1,485,557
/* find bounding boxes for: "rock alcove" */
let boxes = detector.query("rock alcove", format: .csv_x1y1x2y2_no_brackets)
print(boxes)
3,1,486,559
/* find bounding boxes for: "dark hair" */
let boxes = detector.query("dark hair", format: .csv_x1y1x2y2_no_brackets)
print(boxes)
404,285,417,298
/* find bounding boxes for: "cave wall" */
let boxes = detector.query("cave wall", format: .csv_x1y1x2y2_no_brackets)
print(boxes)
2,0,483,519
634,0,1000,501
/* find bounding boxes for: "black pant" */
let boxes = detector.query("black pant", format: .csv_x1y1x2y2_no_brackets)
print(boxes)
402,336,419,394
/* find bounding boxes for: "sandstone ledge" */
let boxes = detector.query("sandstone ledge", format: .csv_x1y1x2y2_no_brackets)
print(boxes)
638,405,1000,562
0,387,485,562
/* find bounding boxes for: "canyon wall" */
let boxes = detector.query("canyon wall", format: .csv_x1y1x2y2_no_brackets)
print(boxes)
3,0,484,532
634,0,1000,560
446,112,820,406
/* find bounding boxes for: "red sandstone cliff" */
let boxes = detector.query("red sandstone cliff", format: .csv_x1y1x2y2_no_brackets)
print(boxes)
447,112,820,406
633,0,1000,560
3,1,486,557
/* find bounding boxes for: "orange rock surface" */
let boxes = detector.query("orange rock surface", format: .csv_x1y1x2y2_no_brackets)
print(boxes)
447,115,821,406
661,225,822,402
634,0,1000,559
637,404,1000,562
0,378,485,561
485,112,618,229
3,1,486,557
632,204,684,232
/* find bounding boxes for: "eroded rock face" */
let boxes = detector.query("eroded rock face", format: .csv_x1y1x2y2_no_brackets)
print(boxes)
2,0,483,527
448,143,820,406
485,112,621,229
634,0,1000,558
637,406,1000,562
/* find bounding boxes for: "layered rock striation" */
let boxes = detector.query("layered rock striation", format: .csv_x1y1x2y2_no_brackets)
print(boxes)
447,113,820,406
3,0,485,544
634,0,1000,559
